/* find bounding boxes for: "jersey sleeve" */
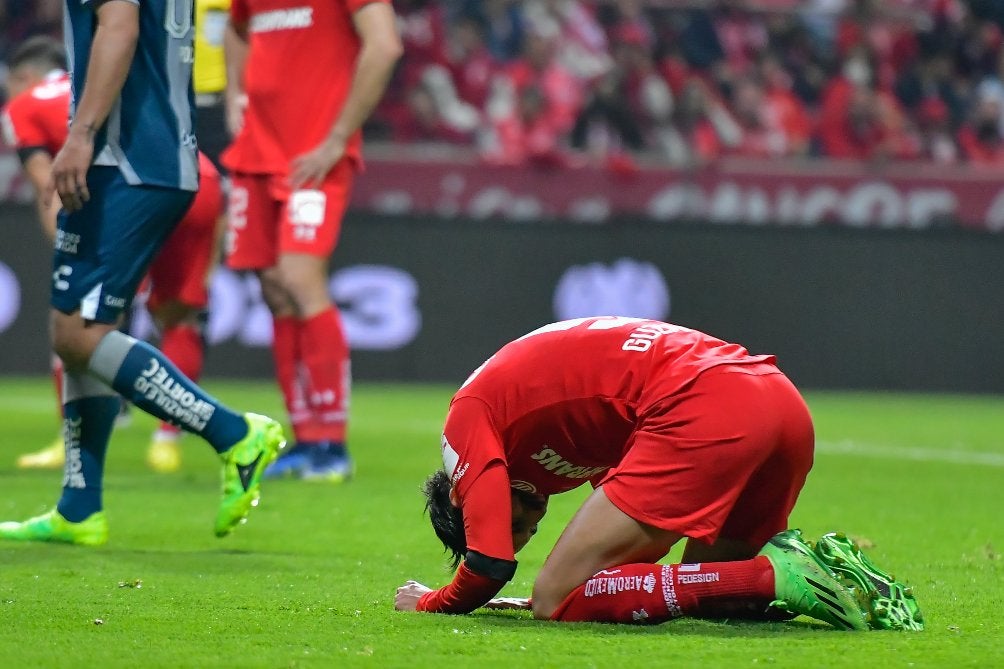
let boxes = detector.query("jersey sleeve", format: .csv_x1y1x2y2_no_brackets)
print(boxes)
419,399,517,614
229,0,249,25
1,100,47,153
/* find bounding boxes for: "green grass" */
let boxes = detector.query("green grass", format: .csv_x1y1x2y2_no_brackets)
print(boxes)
0,378,1002,668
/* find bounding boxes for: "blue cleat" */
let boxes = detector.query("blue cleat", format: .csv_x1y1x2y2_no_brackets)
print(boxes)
262,442,313,479
302,442,354,483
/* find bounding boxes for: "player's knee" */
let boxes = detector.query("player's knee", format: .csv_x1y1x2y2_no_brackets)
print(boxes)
51,323,92,373
530,580,563,620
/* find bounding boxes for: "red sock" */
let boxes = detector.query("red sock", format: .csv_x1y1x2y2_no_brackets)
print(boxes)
551,557,775,624
51,354,65,418
272,315,310,441
296,307,349,443
158,324,205,435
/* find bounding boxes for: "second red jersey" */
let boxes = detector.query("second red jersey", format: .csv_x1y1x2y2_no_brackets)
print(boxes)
1,70,71,157
224,0,388,176
442,317,775,504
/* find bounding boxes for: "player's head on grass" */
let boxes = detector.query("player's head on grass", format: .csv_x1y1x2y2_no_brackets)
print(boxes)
423,470,548,569
6,35,66,98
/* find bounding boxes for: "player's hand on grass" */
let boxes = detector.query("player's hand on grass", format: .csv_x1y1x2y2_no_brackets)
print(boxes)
483,597,532,611
47,124,94,212
289,134,346,190
395,580,432,611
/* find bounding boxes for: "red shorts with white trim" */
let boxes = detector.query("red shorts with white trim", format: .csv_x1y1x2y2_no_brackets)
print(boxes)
600,363,814,550
146,162,223,312
224,161,355,270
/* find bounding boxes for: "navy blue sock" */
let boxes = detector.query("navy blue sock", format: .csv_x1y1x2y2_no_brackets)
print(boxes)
89,332,247,453
56,377,119,522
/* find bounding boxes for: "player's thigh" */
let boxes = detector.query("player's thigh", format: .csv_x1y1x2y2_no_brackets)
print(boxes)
600,365,791,547
148,171,222,313
225,172,282,271
51,167,193,325
531,487,683,618
715,372,814,550
277,159,354,259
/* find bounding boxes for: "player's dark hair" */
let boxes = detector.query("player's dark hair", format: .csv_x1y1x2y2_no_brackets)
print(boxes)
423,469,466,569
8,36,67,72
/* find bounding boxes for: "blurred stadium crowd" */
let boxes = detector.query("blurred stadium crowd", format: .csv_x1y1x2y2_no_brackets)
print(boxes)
5,0,1004,167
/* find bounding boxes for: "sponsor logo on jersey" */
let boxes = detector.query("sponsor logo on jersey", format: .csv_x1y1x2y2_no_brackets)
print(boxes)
530,446,608,480
249,7,313,33
510,480,537,494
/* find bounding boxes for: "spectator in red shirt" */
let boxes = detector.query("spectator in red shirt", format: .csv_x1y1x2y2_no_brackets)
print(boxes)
817,47,919,161
484,28,583,165
957,83,1004,164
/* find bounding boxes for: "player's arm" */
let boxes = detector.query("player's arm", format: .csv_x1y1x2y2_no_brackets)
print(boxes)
46,0,139,212
289,2,402,188
410,463,518,614
22,151,59,241
396,400,518,615
2,107,59,241
223,10,249,136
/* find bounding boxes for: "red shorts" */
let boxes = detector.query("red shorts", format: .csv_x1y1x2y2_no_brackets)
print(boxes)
600,363,814,550
225,162,355,270
146,162,223,312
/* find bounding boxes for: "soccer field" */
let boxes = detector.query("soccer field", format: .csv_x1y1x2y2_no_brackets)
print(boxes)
0,378,1001,668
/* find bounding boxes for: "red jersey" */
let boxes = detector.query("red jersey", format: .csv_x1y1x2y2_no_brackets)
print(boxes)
223,0,389,175
418,317,773,613
1,70,71,158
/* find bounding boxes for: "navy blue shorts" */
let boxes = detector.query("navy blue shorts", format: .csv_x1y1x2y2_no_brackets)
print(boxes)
51,166,195,323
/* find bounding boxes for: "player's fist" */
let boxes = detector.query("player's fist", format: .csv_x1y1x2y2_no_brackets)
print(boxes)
395,580,432,612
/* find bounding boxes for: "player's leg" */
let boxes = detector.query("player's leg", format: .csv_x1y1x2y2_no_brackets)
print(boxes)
1,169,283,543
143,157,222,472
534,366,866,628
225,173,314,477
262,164,355,481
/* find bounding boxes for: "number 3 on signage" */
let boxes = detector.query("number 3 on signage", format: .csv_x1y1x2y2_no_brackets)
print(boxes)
164,0,192,39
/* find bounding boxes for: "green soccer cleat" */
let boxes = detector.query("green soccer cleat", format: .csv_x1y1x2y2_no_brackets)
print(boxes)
0,509,108,546
814,532,924,631
215,413,285,537
759,529,869,631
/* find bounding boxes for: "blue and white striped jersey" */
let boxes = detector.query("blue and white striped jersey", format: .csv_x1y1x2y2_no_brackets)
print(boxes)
64,0,198,191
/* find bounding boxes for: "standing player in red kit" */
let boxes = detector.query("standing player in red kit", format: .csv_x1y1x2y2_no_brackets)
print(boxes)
395,317,923,631
1,36,223,474
222,0,402,481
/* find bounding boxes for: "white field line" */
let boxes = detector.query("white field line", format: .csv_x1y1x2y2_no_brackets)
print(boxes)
2,396,1002,468
816,440,1004,468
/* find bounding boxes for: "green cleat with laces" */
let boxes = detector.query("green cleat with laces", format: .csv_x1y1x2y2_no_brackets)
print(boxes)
759,529,869,630
0,509,108,546
215,413,285,537
814,532,924,631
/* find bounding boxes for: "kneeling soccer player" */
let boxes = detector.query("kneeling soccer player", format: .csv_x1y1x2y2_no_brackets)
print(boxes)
395,317,923,631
